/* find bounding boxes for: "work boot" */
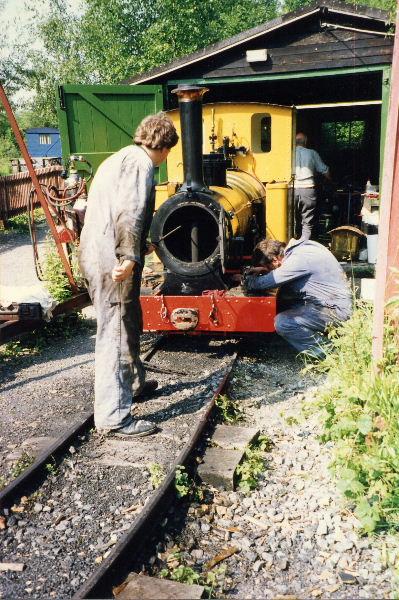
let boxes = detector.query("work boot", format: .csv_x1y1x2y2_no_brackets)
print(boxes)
133,379,159,400
114,419,158,437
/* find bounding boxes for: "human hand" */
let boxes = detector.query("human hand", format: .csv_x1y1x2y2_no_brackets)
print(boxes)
145,243,156,255
112,260,135,282
231,273,242,283
246,266,270,275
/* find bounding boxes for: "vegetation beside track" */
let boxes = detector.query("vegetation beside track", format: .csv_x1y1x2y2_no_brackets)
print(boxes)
314,302,399,534
0,312,92,364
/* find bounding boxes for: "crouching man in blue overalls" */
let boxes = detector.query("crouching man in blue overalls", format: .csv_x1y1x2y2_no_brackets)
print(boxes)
79,113,178,436
244,239,352,358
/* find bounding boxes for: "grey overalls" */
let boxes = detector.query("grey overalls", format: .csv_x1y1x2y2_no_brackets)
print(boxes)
78,145,155,430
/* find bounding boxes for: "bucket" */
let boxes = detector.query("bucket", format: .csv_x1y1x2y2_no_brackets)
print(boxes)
367,234,378,264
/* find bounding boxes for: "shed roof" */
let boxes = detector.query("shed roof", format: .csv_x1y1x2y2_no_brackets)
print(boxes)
25,127,59,134
127,0,392,85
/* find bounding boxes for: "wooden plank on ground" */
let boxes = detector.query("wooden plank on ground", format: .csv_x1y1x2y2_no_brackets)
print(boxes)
114,573,204,599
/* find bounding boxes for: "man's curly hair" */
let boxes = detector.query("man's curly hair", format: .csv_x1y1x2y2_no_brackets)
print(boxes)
252,239,286,266
134,112,179,150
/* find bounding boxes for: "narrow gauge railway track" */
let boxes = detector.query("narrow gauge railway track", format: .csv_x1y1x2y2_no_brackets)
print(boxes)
0,336,237,600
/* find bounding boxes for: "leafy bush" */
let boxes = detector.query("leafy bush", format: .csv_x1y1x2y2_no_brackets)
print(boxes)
6,208,45,233
43,236,84,302
316,302,399,533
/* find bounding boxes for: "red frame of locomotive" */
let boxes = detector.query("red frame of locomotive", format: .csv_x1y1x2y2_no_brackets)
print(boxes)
140,292,276,333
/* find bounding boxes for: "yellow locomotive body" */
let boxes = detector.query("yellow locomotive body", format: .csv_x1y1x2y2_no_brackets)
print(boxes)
155,102,295,243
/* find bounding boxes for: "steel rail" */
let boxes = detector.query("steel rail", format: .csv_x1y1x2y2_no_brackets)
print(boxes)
73,351,237,599
0,336,165,510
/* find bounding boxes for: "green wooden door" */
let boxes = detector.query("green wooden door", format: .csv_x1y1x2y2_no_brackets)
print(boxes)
56,84,165,180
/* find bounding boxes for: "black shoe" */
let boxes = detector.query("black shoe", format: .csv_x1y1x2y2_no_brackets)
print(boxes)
133,379,159,401
113,419,158,437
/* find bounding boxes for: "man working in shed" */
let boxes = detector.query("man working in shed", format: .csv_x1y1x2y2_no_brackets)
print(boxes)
243,238,352,358
295,132,331,240
79,113,178,437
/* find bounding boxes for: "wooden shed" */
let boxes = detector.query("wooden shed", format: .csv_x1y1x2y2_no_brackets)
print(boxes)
128,0,394,189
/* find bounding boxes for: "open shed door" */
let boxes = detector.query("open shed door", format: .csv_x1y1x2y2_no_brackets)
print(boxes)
56,84,165,179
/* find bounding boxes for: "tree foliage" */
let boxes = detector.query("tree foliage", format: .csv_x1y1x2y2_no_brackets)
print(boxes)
1,0,397,133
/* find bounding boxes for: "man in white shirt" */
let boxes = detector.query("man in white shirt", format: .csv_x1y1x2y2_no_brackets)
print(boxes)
294,132,330,240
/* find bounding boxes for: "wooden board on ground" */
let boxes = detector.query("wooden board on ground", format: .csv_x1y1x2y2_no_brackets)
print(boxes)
211,424,259,450
114,573,204,599
197,447,243,491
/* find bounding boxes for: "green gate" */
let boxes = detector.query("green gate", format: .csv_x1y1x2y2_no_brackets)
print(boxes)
56,84,165,179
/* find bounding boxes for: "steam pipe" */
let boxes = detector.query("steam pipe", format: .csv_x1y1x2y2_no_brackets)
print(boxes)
172,85,209,193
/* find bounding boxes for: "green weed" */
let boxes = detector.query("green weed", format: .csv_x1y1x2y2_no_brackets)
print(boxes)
175,465,192,498
148,463,166,488
215,394,243,424
11,452,34,478
174,465,203,501
45,460,59,476
236,434,271,494
160,562,226,597
313,302,399,533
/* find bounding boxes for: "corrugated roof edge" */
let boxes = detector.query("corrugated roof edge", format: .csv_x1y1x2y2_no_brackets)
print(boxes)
124,0,392,86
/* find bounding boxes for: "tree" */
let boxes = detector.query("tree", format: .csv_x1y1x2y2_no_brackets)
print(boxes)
140,0,278,72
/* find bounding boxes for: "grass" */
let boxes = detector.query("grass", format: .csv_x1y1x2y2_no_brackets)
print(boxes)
313,301,399,534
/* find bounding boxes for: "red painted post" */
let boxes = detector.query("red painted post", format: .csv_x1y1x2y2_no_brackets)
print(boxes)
0,84,78,292
372,7,399,363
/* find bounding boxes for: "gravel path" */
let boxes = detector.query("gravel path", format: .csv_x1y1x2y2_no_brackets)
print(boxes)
0,333,236,600
137,337,395,599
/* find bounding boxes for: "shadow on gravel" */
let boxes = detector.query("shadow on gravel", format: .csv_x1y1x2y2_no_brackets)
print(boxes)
0,357,95,393
143,369,228,424
0,327,96,387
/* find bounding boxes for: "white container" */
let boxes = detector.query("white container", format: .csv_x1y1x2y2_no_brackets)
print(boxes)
361,278,376,302
367,234,378,264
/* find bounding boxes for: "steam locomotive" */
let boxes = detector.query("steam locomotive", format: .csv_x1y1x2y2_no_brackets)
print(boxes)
141,85,294,333
59,85,296,333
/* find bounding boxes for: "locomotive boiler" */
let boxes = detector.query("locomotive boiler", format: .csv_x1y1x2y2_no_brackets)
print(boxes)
150,85,266,295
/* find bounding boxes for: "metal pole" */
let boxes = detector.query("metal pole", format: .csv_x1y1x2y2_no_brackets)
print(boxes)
0,83,78,291
372,7,399,363
191,223,199,262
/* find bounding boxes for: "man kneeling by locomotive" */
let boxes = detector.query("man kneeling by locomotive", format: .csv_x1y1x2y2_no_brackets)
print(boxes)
243,239,352,358
79,113,178,436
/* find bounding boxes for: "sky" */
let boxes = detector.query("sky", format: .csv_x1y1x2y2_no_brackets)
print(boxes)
1,0,83,54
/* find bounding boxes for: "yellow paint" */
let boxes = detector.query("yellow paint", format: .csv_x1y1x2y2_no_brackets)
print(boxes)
155,182,178,210
166,102,294,184
265,182,289,242
160,102,294,239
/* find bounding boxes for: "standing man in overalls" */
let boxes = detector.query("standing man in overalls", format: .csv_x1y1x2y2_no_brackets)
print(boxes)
79,113,178,436
294,132,331,240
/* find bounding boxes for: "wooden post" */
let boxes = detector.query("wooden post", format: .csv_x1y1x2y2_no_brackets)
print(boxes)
372,8,399,363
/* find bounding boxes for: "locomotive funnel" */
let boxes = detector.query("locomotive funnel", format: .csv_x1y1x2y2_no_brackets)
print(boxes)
171,85,209,192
